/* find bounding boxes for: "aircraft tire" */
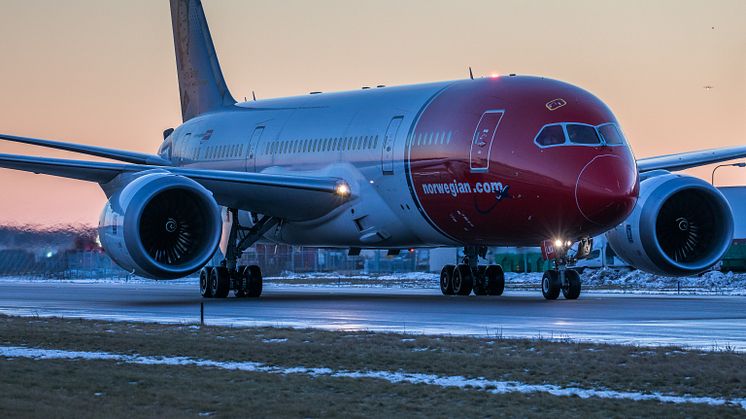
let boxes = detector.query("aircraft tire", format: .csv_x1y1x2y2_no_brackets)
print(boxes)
210,266,230,298
453,264,473,296
485,265,505,296
473,266,487,296
245,265,263,298
200,267,213,298
541,270,561,300
562,269,582,300
440,265,455,295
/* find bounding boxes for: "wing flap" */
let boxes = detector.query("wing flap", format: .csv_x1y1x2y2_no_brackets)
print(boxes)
0,134,172,166
637,145,746,172
0,154,350,221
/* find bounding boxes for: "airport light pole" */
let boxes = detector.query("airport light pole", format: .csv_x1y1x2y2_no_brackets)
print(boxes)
711,162,746,186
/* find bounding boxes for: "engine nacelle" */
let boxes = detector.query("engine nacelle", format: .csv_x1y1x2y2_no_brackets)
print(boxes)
98,172,222,279
606,172,733,276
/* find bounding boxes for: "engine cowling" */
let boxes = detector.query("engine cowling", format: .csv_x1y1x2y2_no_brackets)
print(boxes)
98,172,222,279
606,172,733,276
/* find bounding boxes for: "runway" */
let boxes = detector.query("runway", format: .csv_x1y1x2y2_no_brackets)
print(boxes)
1,279,745,350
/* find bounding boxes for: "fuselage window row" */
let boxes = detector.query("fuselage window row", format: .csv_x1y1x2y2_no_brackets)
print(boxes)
262,135,380,156
414,131,453,147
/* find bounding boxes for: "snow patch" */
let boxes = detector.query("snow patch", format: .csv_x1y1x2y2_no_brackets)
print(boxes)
1,345,744,410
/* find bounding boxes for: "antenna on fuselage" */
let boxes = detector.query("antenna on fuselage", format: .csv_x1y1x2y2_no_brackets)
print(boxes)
469,67,474,80
252,91,257,101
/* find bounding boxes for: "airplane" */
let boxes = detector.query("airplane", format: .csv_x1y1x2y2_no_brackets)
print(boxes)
1,0,743,300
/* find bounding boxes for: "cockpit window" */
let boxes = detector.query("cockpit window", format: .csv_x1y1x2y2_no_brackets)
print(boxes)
535,125,566,146
566,124,601,145
534,122,626,148
598,123,625,145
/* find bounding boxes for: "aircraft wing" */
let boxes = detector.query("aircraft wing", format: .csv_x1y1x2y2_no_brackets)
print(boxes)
0,133,172,166
637,145,746,173
0,154,351,221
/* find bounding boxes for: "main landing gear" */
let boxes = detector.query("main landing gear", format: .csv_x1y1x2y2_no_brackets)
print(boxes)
200,209,279,299
439,246,505,297
199,265,263,299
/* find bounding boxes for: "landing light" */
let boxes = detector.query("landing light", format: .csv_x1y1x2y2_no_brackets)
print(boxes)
335,182,351,198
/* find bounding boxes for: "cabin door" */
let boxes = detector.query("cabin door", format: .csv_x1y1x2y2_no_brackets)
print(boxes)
470,110,504,172
381,116,403,174
245,126,264,172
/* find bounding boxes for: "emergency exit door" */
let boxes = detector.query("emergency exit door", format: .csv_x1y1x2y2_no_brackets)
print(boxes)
470,110,504,172
381,116,403,174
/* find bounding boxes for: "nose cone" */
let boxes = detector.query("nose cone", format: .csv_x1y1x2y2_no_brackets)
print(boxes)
575,154,638,226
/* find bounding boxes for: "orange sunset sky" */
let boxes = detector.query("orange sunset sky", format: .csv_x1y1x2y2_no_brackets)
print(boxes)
0,0,744,226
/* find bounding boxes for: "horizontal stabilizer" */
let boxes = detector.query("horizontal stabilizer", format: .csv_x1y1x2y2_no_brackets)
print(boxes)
637,145,746,172
0,154,350,221
0,134,172,166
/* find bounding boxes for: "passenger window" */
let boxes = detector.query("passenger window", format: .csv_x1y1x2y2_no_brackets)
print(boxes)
535,125,566,146
598,124,625,145
566,124,601,145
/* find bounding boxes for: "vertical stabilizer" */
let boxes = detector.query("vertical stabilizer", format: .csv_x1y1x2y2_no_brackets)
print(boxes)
170,0,235,122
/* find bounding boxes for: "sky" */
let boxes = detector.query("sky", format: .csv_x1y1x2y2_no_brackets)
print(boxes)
0,0,744,226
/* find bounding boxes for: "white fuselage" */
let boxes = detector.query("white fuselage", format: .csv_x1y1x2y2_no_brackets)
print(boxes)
163,81,457,248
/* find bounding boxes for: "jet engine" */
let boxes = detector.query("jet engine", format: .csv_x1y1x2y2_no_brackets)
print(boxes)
98,172,222,279
606,172,733,276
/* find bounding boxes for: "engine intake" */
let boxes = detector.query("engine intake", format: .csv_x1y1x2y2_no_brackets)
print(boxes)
606,172,733,276
99,172,221,279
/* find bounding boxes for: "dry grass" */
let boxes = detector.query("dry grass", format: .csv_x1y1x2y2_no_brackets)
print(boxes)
2,358,741,418
0,315,745,417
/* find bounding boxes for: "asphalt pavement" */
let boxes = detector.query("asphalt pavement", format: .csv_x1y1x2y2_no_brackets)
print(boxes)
1,279,745,350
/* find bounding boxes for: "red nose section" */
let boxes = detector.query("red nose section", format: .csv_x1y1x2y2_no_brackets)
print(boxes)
575,154,638,226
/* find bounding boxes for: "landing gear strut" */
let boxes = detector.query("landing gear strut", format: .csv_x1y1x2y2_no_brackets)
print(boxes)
439,246,505,297
199,209,279,299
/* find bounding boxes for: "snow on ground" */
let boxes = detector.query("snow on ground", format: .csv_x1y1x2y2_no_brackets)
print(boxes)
2,269,746,295
2,345,744,409
580,269,746,295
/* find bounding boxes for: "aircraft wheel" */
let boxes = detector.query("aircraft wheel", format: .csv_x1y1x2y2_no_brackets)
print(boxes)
473,266,487,296
440,265,455,295
485,265,505,296
200,267,213,298
245,265,263,298
453,264,473,296
562,269,582,300
210,266,230,298
541,270,561,300
233,266,247,298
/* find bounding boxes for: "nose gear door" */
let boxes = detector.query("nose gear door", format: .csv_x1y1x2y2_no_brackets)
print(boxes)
470,110,504,172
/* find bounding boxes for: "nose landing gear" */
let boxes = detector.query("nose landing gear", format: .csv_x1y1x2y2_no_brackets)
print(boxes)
540,239,586,300
439,246,505,297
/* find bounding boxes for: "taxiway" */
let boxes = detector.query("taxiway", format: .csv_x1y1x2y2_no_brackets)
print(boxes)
0,279,744,350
